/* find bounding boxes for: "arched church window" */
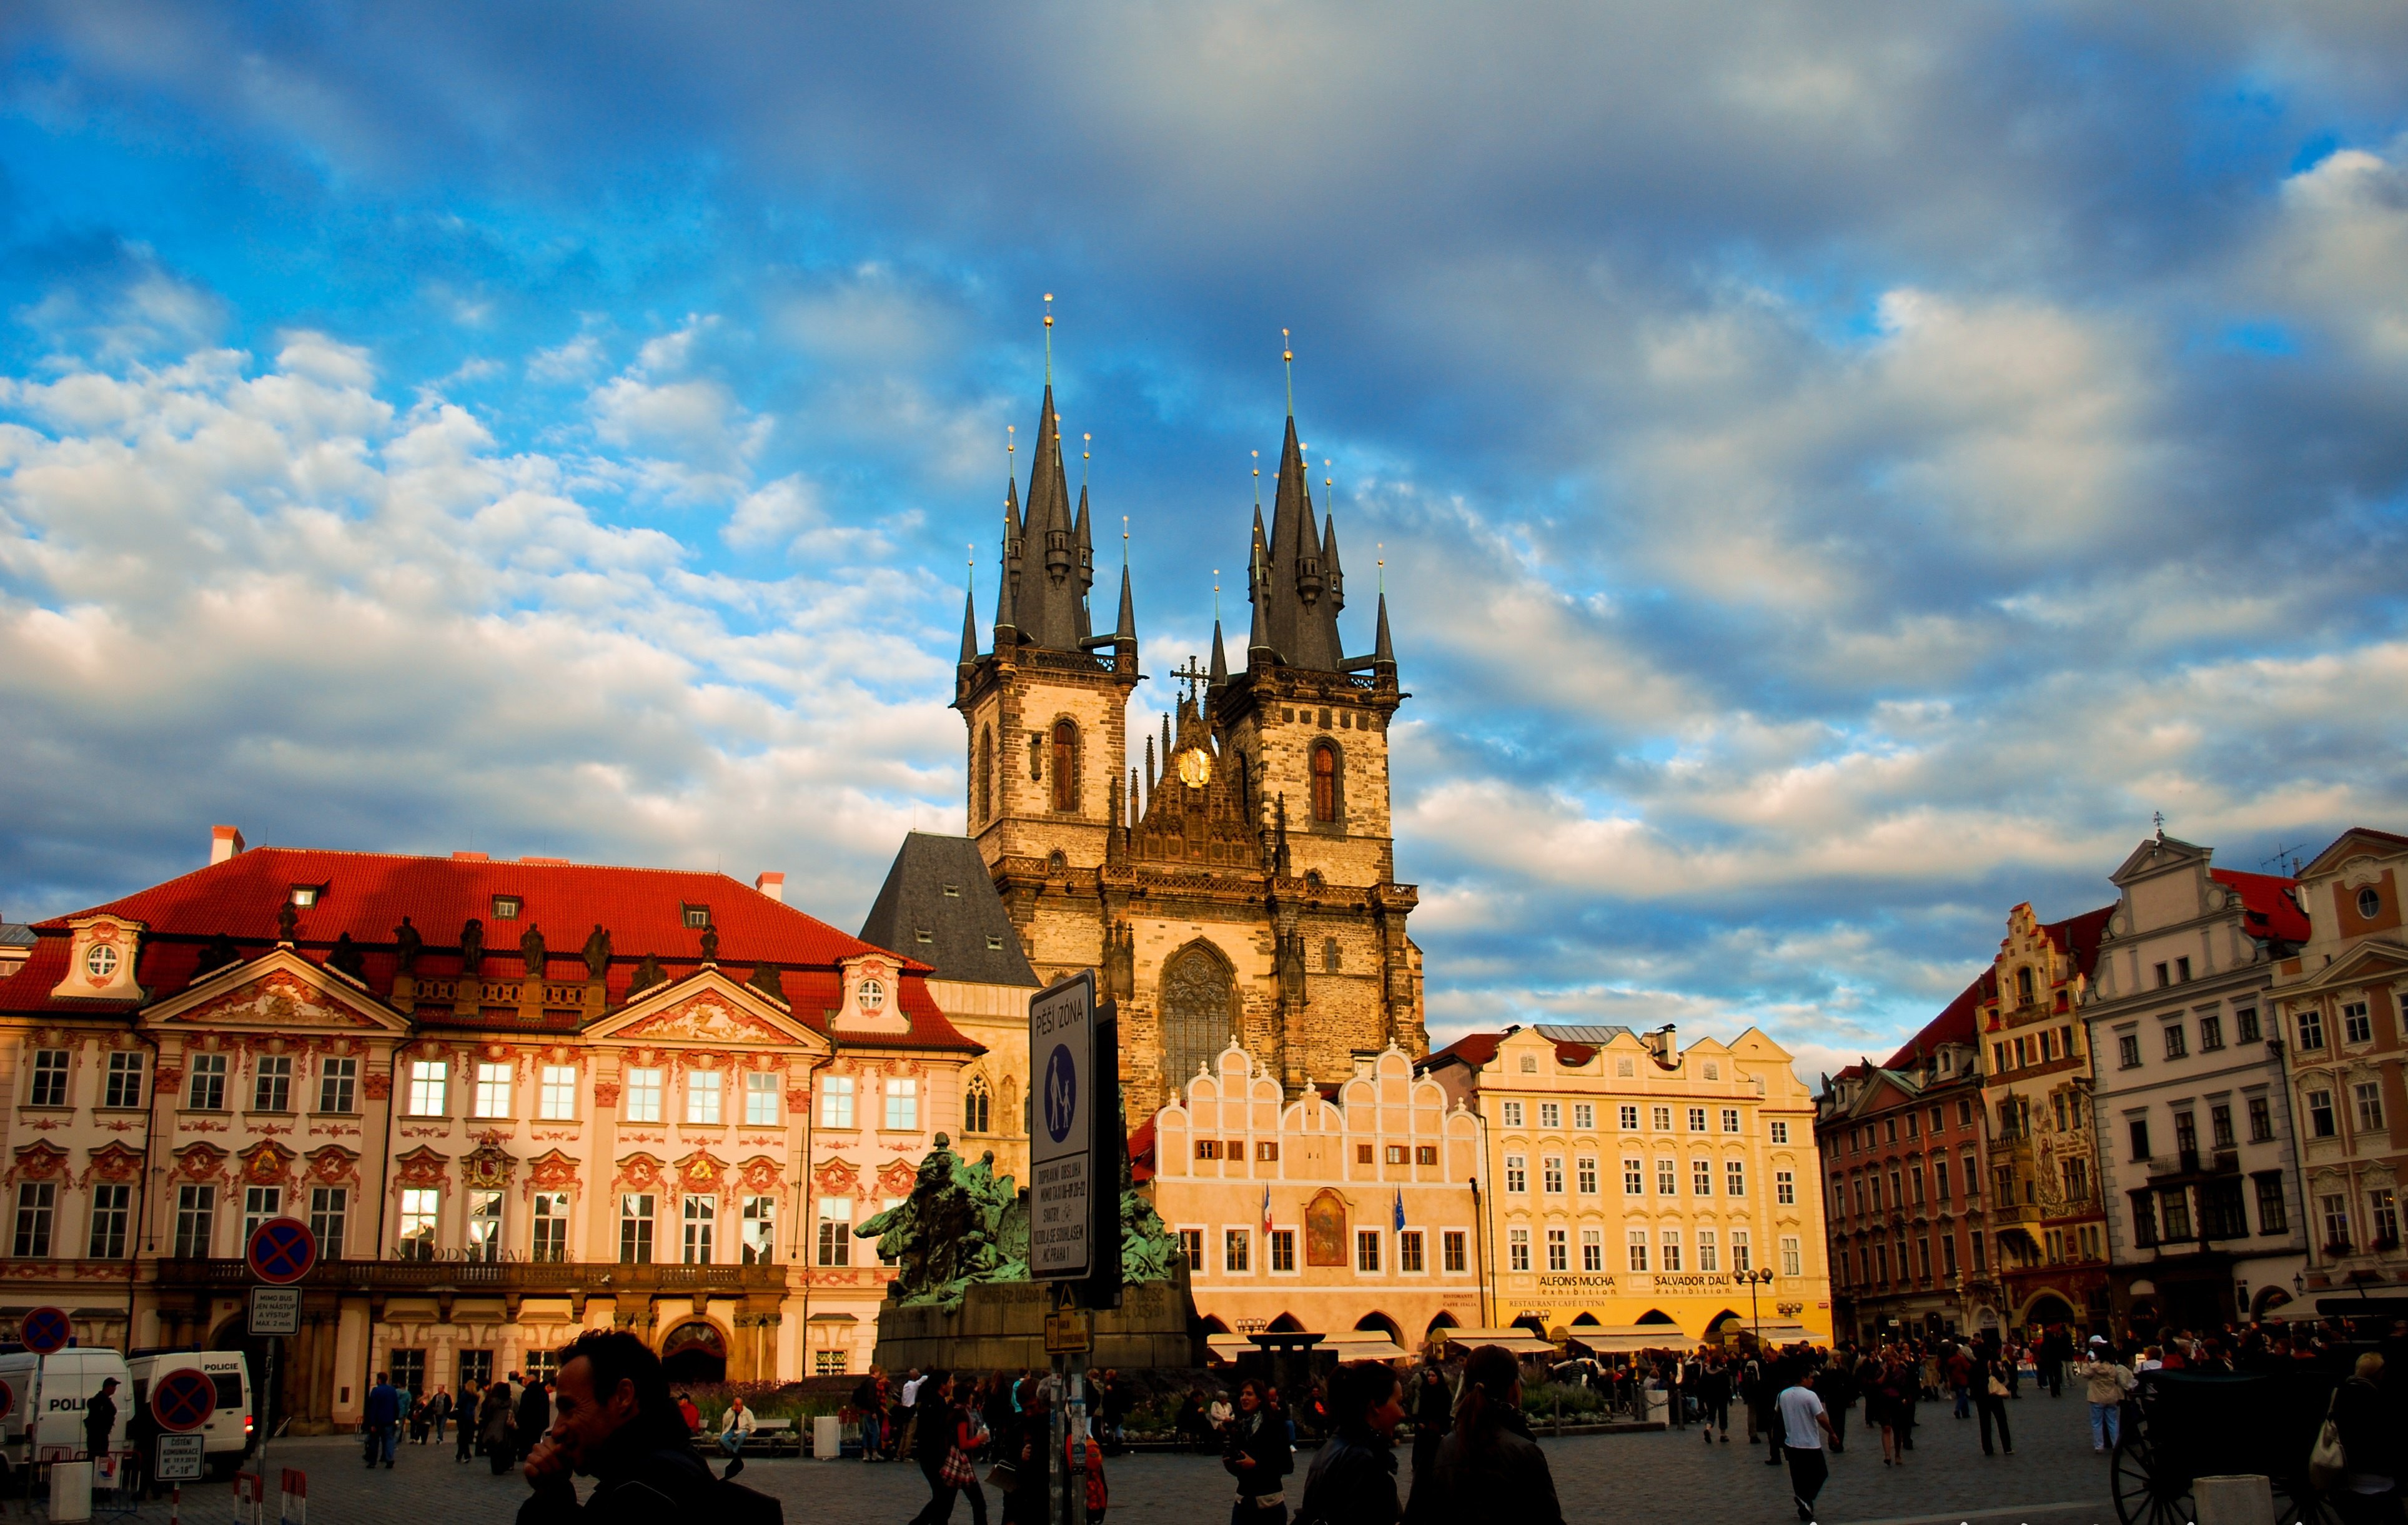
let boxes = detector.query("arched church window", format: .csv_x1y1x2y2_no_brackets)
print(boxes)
1051,721,1079,813
977,726,994,825
1323,938,1342,972
1160,946,1236,1093
1311,743,1339,823
963,1076,992,1135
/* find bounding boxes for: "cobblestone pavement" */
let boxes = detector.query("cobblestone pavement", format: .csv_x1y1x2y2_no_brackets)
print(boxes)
74,1391,2123,1525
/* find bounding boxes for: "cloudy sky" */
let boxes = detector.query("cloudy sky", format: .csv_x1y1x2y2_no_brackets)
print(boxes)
4,2,2406,1083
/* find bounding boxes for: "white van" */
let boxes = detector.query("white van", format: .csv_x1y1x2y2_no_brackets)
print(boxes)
0,1348,133,1471
126,1351,254,1479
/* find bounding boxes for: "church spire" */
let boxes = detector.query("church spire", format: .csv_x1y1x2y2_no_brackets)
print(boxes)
992,459,1020,646
1018,379,1083,650
959,553,980,672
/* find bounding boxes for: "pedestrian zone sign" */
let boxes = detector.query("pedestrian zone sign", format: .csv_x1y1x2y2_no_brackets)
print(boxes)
1029,971,1096,1281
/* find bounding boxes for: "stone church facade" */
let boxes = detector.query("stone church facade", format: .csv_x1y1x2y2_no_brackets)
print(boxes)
956,380,1425,1120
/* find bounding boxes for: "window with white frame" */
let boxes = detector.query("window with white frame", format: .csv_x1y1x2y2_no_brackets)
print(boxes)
1623,1158,1643,1195
1661,1228,1683,1271
102,1052,144,1110
1357,1229,1382,1272
252,1055,292,1112
683,1196,715,1263
467,1190,503,1261
625,1066,663,1123
318,1056,357,1113
1504,1155,1527,1193
1693,1158,1713,1195
816,1197,852,1266
1619,1105,1639,1130
532,1193,569,1262
187,1053,227,1111
685,1070,723,1125
885,1078,918,1131
1732,1229,1751,1272
1399,1229,1424,1272
1509,1226,1530,1271
1545,1226,1567,1271
88,1182,131,1259
2356,1082,2385,1133
1697,1228,1719,1272
1776,1170,1796,1205
242,1185,282,1244
2345,1001,2373,1045
1443,1229,1467,1272
27,1050,68,1108
1770,1120,1789,1144
539,1065,577,1120
1727,1160,1746,1196
1577,1156,1598,1194
1581,1227,1603,1271
1224,1228,1251,1273
12,1183,54,1258
1688,1106,1708,1132
745,1073,779,1126
1780,1234,1802,1276
1626,1228,1648,1271
398,1188,438,1260
820,1075,855,1128
1543,1156,1565,1193
1573,1103,1594,1130
1652,1105,1672,1130
174,1184,215,1257
620,1194,657,1263
1501,1101,1524,1128
310,1185,347,1261
1657,1158,1677,1196
473,1061,512,1118
742,1196,776,1264
1538,1102,1560,1129
1722,1108,1741,1133
407,1060,448,1116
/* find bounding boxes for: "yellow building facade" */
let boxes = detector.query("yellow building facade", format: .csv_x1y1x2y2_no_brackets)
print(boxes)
1419,1024,1832,1346
1146,1046,1483,1348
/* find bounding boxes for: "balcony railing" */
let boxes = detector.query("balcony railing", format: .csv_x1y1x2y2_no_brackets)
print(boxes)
152,1258,786,1294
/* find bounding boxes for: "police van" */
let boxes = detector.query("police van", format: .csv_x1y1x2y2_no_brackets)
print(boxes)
126,1351,254,1478
0,1347,134,1471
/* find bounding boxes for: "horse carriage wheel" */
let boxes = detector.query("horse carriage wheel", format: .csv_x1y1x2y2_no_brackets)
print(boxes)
2271,1474,2340,1525
2111,1423,2194,1525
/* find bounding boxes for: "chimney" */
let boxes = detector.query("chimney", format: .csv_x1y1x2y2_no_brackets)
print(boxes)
210,825,245,865
755,872,786,904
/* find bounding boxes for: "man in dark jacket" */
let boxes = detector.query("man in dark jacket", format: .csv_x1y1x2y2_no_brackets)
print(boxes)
1409,1364,1452,1479
364,1373,402,1469
1300,1362,1404,1525
84,1379,119,1465
519,1330,766,1525
515,1375,552,1464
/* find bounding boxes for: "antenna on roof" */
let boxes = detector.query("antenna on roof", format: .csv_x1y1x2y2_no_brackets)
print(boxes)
2262,841,2309,877
2152,810,2166,840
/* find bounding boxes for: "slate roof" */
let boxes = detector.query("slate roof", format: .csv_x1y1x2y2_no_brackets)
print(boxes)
0,846,972,1049
857,832,1038,988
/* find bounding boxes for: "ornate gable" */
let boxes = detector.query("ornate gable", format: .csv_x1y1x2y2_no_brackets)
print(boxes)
593,971,830,1050
147,952,404,1032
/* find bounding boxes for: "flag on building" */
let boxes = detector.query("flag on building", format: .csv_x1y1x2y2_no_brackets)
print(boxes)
1393,1188,1405,1233
1261,1185,1273,1235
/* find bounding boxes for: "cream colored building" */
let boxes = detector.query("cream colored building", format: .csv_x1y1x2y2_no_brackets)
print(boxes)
1418,1024,1831,1346
1146,1046,1482,1349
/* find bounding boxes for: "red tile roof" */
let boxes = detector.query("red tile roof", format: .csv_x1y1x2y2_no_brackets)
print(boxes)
1419,1032,1502,1071
1882,967,1995,1070
2040,904,2116,980
0,847,973,1050
2209,868,2311,944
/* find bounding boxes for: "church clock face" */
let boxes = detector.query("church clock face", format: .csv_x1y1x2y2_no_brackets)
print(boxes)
1176,745,1213,788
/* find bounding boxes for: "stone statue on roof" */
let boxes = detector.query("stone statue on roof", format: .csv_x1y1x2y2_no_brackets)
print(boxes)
582,923,611,980
460,917,485,974
394,916,424,973
520,924,547,978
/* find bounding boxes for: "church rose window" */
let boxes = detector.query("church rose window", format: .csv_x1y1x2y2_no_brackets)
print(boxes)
1311,743,1338,823
1051,720,1079,812
1159,947,1236,1093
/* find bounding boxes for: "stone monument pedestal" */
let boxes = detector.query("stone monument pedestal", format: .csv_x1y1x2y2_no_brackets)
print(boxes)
872,1272,1204,1373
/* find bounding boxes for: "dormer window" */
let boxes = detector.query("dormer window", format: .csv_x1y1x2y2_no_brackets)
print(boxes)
858,978,886,1013
683,905,711,929
915,929,934,945
986,935,1005,951
491,895,522,920
942,883,961,898
290,885,320,908
84,944,120,980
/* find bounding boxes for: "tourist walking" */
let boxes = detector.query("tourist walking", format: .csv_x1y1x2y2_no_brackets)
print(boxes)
1699,1355,1732,1443
426,1385,452,1446
1299,1361,1405,1525
362,1371,401,1469
1818,1353,1853,1453
951,1378,993,1525
1946,1343,1974,1420
515,1373,552,1464
1409,1364,1451,1478
2073,1338,2135,1453
1971,1344,2014,1457
1225,1377,1294,1525
1776,1366,1839,1523
906,1371,958,1525
1401,1345,1563,1525
480,1374,517,1474
455,1379,480,1461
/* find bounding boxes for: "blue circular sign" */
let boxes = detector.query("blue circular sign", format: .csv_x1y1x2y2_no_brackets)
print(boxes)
246,1216,317,1284
1043,1043,1078,1144
151,1369,216,1433
19,1307,69,1356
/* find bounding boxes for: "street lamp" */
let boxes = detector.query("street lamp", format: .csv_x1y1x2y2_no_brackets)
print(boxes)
1738,1266,1776,1345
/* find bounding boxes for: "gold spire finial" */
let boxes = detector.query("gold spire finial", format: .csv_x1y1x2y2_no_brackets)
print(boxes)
1083,430,1091,488
1122,513,1130,567
1251,449,1261,508
1213,569,1221,621
1282,327,1294,417
1377,541,1385,594
1043,293,1054,382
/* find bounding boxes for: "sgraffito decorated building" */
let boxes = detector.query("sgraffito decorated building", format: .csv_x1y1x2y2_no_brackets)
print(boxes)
0,830,981,1429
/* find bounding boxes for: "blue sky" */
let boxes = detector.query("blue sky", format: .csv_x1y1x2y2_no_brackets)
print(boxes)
3,2,2407,1082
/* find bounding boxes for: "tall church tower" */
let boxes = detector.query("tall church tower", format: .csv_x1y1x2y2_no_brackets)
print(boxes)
956,351,1422,1121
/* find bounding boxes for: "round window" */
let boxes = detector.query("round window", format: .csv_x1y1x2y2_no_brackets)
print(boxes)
2359,887,2382,920
857,978,886,1012
84,943,119,981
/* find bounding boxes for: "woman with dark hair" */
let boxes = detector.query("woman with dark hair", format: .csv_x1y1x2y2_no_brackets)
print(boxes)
1297,1361,1407,1525
1402,1347,1563,1525
1224,1378,1293,1525
1408,1365,1452,1479
999,1378,1051,1525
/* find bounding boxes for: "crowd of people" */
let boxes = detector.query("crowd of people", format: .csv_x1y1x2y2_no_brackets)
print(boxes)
358,1366,560,1473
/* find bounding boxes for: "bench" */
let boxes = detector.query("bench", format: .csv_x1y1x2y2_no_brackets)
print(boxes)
736,1419,800,1458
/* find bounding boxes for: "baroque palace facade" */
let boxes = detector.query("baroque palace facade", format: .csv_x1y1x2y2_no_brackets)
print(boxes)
0,833,1001,1429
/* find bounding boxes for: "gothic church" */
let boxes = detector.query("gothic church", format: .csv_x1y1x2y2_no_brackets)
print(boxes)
954,370,1424,1120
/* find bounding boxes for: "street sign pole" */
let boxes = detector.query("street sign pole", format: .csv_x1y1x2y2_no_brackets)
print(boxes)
244,1217,317,1514
1029,971,1097,1525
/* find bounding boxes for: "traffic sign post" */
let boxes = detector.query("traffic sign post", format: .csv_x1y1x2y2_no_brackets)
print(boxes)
242,1216,314,1519
1030,972,1096,1283
150,1369,216,1434
21,1306,71,1355
153,1434,204,1483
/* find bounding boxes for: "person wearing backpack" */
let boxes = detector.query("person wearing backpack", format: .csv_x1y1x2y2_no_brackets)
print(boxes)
518,1329,782,1524
1296,1361,1405,1525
